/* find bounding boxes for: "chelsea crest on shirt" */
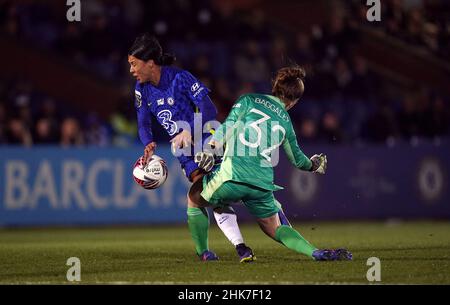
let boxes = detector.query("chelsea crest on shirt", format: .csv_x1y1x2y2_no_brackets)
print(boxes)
156,97,175,106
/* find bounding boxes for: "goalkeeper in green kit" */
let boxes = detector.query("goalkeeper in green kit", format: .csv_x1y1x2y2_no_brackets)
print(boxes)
187,66,352,261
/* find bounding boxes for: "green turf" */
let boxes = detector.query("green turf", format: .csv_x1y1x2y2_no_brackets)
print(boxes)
0,221,449,284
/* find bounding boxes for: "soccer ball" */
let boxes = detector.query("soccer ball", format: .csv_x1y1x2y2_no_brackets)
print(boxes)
133,155,168,189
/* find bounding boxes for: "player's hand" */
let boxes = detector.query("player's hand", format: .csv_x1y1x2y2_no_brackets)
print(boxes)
310,153,327,174
194,151,215,172
143,142,157,165
171,130,192,154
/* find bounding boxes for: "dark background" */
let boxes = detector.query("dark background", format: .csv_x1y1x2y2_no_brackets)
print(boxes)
0,0,449,224
0,0,449,148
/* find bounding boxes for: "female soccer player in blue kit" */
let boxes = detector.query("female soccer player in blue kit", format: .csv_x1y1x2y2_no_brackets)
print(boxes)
128,33,254,262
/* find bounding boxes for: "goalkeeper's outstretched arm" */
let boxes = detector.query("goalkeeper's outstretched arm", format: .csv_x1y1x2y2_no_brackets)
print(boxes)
282,123,312,171
282,121,327,174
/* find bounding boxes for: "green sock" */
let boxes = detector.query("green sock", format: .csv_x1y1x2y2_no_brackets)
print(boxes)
275,225,318,258
187,207,209,255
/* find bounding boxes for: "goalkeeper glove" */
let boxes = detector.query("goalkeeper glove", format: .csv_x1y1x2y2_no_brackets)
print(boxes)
194,151,215,172
195,141,225,173
310,153,327,174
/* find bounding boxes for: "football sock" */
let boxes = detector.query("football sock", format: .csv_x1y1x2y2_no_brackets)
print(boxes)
213,207,244,246
275,225,318,258
187,207,209,255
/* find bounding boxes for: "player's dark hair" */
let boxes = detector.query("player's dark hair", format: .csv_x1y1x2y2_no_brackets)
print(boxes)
272,66,306,103
128,33,176,66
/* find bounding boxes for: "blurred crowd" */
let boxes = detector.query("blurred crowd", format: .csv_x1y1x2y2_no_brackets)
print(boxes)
0,0,449,147
350,0,450,59
0,78,138,147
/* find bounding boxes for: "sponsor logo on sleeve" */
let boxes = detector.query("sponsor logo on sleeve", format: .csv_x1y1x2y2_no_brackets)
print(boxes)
191,82,205,98
191,82,200,92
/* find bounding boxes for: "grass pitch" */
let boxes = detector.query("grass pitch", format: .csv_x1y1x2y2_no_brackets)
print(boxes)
0,221,449,284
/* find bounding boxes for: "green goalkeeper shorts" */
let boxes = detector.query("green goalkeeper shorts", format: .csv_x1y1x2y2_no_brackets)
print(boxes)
201,172,281,219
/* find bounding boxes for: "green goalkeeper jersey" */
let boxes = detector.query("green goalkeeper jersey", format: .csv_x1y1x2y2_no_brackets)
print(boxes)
212,93,312,191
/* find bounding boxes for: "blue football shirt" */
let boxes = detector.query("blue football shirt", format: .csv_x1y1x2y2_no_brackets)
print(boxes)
134,66,214,146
